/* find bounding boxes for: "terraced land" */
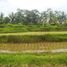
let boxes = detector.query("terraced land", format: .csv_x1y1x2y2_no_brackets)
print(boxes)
0,31,67,51
0,31,67,67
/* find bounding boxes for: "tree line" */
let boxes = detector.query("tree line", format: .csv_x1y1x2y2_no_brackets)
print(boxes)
0,8,67,25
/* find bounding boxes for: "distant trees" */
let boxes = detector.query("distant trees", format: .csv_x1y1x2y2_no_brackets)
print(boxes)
9,12,16,23
15,9,25,24
0,8,67,25
3,17,10,24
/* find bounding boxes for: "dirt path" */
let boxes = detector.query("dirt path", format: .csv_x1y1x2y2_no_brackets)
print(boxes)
0,31,67,36
0,49,67,53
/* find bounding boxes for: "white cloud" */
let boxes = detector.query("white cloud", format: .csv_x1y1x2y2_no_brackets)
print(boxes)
0,0,7,2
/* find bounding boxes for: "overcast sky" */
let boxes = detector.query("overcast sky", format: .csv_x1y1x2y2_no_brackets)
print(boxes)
0,0,67,16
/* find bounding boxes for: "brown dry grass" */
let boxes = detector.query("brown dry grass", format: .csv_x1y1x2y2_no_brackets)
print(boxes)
0,42,67,51
0,64,66,67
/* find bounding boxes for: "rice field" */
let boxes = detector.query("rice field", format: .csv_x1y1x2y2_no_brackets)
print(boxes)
0,31,67,67
0,42,67,52
0,32,67,52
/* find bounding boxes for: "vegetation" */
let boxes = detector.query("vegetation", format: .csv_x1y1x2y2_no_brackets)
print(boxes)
0,8,67,25
0,42,67,51
0,32,67,43
0,24,67,33
0,8,67,67
0,53,67,66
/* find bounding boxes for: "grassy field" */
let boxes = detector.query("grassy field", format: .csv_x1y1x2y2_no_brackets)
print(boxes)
0,32,67,43
0,24,67,33
0,53,67,67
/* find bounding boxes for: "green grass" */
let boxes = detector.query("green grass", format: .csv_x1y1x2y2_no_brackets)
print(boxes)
0,53,67,65
0,24,67,33
0,32,67,43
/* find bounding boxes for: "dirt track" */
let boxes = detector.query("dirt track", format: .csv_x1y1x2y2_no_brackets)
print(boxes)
0,31,67,36
0,49,67,53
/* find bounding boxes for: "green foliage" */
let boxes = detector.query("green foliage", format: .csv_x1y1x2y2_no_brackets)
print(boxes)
0,53,67,65
0,33,67,43
0,8,67,25
0,24,67,33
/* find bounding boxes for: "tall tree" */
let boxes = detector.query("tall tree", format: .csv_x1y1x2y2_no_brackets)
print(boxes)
15,9,25,24
46,8,55,24
41,11,48,26
0,13,4,24
9,12,15,23
31,9,40,24
3,17,10,24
